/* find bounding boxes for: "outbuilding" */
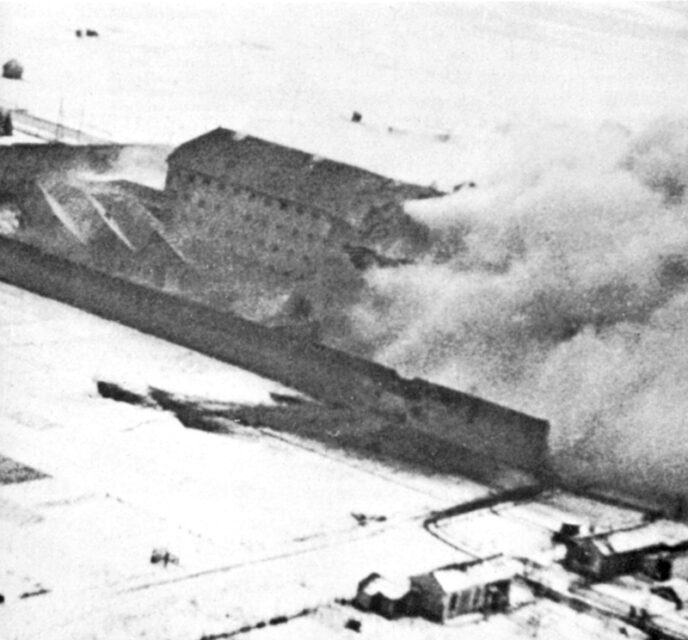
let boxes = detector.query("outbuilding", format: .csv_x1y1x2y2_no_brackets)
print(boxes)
354,572,411,619
410,558,518,623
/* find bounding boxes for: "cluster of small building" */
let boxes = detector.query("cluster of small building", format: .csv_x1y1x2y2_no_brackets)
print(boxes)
354,515,688,639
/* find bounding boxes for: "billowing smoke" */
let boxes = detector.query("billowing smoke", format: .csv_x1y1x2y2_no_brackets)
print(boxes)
351,117,688,504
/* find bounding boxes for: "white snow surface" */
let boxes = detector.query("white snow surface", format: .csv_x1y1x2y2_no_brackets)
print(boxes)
1,2,687,189
0,281,488,639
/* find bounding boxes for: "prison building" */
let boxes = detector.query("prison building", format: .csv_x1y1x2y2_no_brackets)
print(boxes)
164,128,438,279
564,520,688,582
410,558,518,623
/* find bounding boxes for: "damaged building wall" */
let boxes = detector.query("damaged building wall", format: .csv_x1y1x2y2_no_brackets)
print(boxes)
166,166,352,280
0,235,549,476
0,144,122,192
164,128,438,283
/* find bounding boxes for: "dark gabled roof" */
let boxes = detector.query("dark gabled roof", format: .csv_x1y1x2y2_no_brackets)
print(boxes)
167,128,439,223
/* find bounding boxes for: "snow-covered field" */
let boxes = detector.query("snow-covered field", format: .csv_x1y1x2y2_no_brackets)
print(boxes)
1,3,687,188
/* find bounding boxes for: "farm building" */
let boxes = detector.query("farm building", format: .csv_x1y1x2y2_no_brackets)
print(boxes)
354,573,411,619
564,521,688,581
164,127,438,280
410,558,519,623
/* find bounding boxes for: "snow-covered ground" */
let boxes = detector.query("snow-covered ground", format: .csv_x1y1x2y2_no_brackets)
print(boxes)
0,281,489,639
1,3,687,188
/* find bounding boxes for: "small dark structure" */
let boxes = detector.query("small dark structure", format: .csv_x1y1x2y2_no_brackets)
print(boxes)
150,547,179,567
2,59,23,80
642,550,688,582
351,111,362,123
354,573,411,619
410,559,517,623
76,30,82,37
651,580,688,610
344,618,362,633
563,521,688,581
0,109,13,137
642,552,673,582
86,29,99,37
552,522,582,545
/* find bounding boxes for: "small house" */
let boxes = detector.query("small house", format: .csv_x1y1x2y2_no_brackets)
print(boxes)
354,573,411,619
410,558,518,623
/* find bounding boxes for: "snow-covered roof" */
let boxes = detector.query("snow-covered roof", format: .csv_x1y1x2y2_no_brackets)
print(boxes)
429,559,520,594
586,521,688,556
358,573,410,600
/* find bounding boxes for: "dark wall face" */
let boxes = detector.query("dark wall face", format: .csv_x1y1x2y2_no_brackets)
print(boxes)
0,145,122,191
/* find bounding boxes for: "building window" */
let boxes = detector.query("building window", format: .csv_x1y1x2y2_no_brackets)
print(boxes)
449,593,459,613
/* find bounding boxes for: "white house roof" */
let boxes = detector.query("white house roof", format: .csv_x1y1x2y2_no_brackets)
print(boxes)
360,574,410,601
588,521,688,556
430,559,520,594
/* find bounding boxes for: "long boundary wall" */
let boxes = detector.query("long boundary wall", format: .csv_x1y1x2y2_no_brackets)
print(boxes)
0,236,549,474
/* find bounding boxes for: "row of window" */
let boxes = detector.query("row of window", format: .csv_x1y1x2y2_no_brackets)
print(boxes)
171,169,323,219
221,223,317,242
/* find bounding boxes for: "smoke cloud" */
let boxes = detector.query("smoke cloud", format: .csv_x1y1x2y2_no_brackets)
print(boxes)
350,117,688,503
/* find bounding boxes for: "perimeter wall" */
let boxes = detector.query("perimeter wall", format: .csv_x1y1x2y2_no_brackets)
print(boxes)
0,236,549,475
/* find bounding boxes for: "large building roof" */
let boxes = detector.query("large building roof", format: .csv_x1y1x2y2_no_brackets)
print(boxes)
167,127,439,224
